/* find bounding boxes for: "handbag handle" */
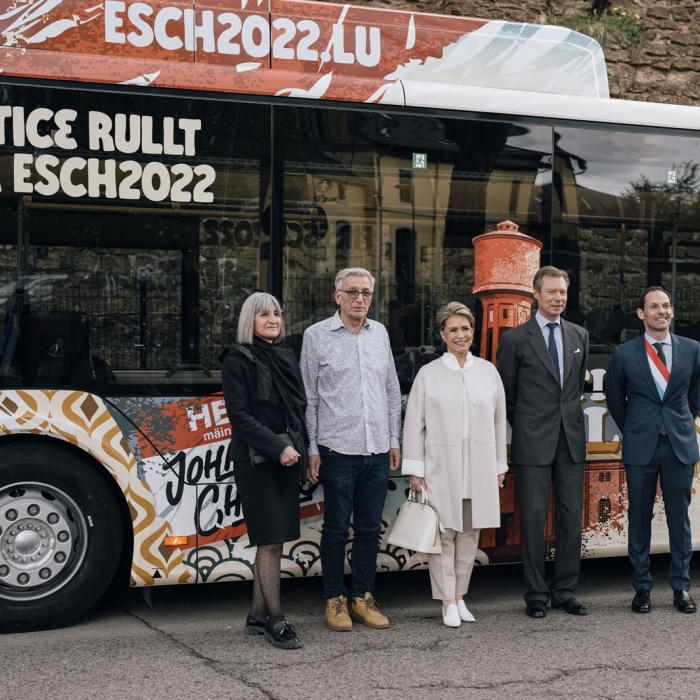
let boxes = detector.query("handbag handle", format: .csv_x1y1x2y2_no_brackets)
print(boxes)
409,487,428,506
409,487,443,533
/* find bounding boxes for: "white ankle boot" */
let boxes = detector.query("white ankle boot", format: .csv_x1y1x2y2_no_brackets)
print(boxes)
457,600,475,622
442,603,461,627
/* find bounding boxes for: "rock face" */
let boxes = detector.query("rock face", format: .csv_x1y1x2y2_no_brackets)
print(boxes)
345,0,700,106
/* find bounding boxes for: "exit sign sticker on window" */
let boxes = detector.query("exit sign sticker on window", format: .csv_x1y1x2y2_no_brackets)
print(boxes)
412,153,427,169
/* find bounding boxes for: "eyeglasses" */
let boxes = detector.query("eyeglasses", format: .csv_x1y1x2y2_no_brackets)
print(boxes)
338,288,373,300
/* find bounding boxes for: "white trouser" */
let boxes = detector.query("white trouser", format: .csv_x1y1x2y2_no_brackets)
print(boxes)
427,499,480,601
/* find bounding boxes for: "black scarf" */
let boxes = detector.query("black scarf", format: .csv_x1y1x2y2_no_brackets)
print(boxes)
248,337,308,437
222,338,309,456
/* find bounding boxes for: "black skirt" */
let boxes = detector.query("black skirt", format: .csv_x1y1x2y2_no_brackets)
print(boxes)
234,458,301,546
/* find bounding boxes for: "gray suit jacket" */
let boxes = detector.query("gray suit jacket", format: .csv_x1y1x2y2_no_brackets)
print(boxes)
496,317,589,465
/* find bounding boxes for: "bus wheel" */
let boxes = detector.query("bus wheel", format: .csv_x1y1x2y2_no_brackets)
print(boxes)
0,443,123,632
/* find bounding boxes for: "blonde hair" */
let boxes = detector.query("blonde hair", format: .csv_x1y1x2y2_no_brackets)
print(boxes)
237,292,285,344
436,301,475,330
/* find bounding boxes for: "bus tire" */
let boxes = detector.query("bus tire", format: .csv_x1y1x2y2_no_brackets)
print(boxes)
0,442,123,632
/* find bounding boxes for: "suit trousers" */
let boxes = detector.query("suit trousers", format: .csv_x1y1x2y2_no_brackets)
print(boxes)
625,435,694,593
515,427,584,605
427,499,481,601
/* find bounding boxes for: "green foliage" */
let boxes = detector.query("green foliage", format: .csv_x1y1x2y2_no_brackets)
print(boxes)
548,6,648,49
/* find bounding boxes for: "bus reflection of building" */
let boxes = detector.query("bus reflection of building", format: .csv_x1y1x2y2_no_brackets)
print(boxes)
472,220,631,562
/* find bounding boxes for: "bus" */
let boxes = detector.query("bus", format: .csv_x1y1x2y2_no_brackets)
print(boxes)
1,0,699,632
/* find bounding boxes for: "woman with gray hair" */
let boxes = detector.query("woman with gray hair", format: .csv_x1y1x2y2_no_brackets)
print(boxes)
220,292,308,649
402,301,508,627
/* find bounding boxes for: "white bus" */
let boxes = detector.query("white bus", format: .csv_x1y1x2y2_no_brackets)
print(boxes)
0,0,698,631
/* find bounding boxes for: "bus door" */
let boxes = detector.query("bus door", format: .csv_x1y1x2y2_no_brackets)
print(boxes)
276,105,554,566
104,207,272,584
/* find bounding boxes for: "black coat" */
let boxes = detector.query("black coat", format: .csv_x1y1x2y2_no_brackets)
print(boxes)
221,349,291,465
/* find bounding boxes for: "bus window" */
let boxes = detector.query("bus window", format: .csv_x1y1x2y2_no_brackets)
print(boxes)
0,85,271,395
553,127,700,353
277,106,551,387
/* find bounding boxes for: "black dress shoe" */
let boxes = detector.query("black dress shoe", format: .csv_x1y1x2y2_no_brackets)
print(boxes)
631,590,651,613
554,598,588,616
526,602,546,619
265,619,303,649
244,613,268,635
673,590,697,614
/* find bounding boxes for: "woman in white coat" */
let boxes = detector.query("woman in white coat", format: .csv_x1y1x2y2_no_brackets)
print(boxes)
402,301,508,627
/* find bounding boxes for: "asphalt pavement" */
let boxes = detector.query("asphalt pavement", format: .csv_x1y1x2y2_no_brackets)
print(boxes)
3,555,699,700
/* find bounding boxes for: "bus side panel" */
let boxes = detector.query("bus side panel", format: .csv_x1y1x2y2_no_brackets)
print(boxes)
0,388,194,587
108,395,433,583
190,476,431,584
107,395,259,584
108,395,325,584
578,415,700,560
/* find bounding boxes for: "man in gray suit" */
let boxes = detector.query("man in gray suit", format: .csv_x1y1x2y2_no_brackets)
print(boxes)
497,266,590,618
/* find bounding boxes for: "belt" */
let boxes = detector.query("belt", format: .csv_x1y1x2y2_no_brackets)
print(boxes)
318,445,376,456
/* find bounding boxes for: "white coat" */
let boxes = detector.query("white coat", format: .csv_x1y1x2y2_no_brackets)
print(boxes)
401,353,508,531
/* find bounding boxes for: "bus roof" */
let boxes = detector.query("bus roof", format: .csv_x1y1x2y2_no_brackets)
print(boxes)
1,0,609,100
391,82,700,133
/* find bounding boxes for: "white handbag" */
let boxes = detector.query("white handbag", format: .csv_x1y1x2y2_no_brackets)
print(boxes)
387,488,442,554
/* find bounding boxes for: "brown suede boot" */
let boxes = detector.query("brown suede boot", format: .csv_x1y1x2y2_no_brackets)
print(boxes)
325,595,352,631
351,592,390,629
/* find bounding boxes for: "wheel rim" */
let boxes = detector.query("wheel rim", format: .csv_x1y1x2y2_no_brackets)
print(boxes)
0,482,88,602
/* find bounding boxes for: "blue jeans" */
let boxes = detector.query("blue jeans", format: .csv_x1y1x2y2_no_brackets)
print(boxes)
625,435,694,592
318,447,389,599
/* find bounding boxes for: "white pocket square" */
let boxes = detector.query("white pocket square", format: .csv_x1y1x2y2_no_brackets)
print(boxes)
574,348,581,354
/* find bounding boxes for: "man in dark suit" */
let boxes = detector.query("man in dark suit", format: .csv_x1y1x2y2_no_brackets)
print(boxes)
497,266,590,618
604,287,700,614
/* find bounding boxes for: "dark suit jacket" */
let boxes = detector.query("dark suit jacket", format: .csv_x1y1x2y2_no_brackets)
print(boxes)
496,317,589,465
604,333,700,466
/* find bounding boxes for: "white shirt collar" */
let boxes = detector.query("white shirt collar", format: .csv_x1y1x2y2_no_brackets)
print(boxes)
441,352,474,370
644,331,671,346
536,310,560,329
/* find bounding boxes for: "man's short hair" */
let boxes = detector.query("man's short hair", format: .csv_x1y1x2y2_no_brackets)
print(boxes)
533,266,570,292
436,301,475,331
638,286,672,310
335,267,375,291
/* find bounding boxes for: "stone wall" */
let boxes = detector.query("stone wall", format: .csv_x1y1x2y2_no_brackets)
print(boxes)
346,0,700,106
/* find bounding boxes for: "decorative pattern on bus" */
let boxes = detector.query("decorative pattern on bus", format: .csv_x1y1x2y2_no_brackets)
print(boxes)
0,389,192,586
106,394,441,583
0,388,697,584
0,0,609,100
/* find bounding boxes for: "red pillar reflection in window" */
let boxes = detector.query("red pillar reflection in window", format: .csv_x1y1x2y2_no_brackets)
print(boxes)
472,220,542,364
